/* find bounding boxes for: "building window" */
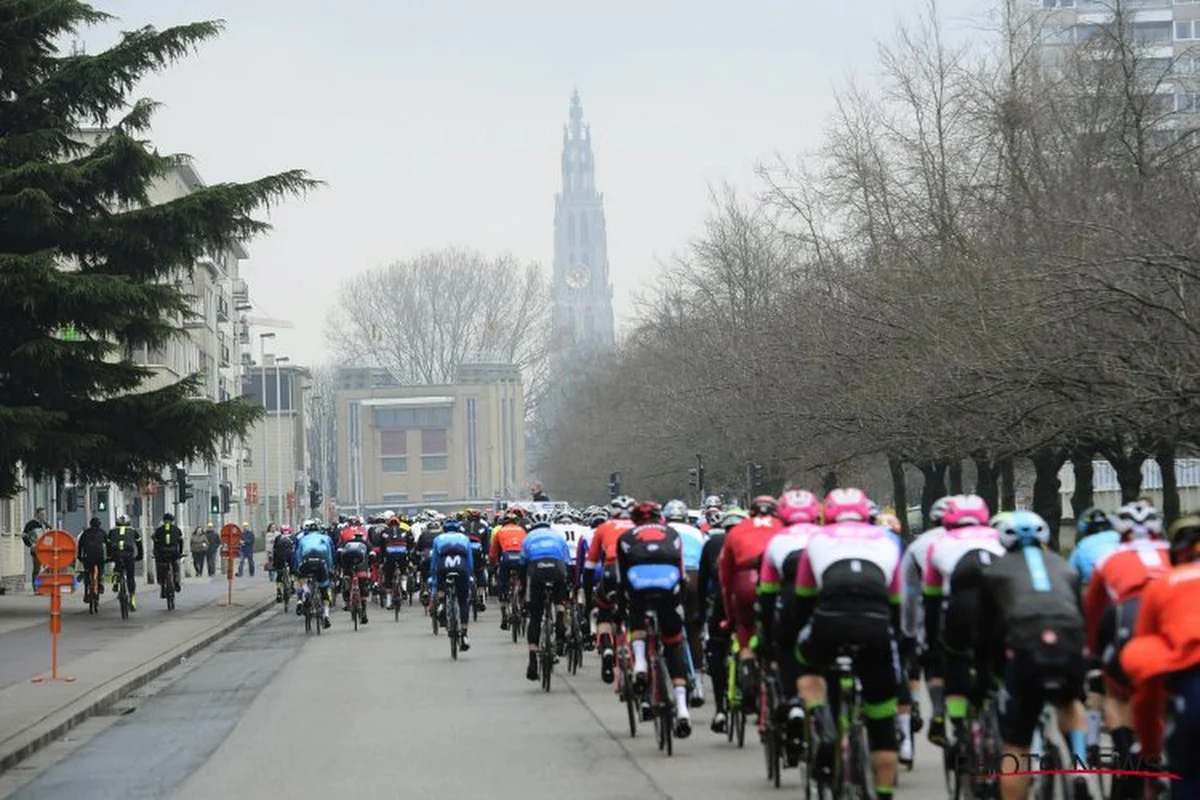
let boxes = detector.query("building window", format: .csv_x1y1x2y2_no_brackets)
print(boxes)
1177,20,1199,41
380,428,407,473
381,493,409,504
422,492,450,501
421,428,448,472
466,397,480,498
580,213,589,246
1042,0,1074,7
1133,21,1171,44
381,457,408,473
373,406,451,429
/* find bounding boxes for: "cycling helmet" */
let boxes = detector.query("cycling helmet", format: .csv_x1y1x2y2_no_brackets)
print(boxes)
609,495,636,519
529,508,554,527
281,524,293,534
749,495,779,517
823,488,872,523
1112,500,1163,542
867,500,881,524
1076,507,1112,538
1168,514,1200,565
719,507,748,529
587,507,609,527
663,499,688,522
337,514,348,525
942,495,990,528
928,496,953,527
631,501,663,525
994,510,1050,550
383,509,395,519
702,494,723,510
302,519,320,532
704,506,723,526
778,490,821,525
876,512,902,535
442,519,462,533
426,520,443,534
554,510,574,524
117,514,130,526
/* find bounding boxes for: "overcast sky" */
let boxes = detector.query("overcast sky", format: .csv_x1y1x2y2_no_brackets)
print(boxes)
92,0,989,366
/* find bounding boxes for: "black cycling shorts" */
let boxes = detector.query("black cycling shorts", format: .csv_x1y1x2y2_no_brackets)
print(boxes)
997,646,1085,748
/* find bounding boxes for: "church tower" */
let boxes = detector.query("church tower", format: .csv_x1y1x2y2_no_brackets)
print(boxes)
552,90,615,351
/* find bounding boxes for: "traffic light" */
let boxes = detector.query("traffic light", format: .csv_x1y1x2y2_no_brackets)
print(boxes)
175,467,193,503
220,483,231,513
607,471,621,499
688,469,699,488
309,479,322,510
95,487,109,512
210,494,221,514
688,455,705,494
750,462,766,494
65,487,78,512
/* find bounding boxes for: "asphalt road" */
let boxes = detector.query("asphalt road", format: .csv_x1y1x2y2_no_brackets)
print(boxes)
9,600,953,799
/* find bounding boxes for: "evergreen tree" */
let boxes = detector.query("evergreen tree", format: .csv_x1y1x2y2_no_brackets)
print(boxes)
0,1,317,497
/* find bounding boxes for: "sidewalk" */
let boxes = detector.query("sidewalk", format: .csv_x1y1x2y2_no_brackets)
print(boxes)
0,577,276,772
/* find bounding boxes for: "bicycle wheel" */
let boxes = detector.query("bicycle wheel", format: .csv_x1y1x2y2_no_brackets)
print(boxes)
119,584,129,620
449,611,459,661
657,657,674,756
510,601,520,644
541,605,554,692
432,598,440,635
315,602,322,635
622,665,638,738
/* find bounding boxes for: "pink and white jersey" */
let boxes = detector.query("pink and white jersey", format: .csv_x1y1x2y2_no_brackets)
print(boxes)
922,525,1004,596
795,521,903,600
759,523,819,591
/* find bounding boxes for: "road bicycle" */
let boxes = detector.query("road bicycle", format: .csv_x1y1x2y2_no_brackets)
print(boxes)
444,571,464,660
84,562,102,615
565,598,585,676
349,572,366,631
112,559,132,620
158,558,179,611
613,621,638,738
507,573,526,643
644,609,676,757
806,646,873,800
538,580,557,691
278,568,294,613
758,657,787,787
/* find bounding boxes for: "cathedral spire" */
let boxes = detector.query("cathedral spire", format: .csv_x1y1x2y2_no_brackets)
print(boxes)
569,88,583,140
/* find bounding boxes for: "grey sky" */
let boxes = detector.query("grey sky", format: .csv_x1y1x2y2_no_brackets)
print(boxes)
95,0,988,365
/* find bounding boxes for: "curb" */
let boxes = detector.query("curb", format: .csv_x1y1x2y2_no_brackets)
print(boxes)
0,593,276,774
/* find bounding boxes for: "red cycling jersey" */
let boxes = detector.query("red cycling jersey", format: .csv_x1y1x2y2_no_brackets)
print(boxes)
718,514,784,648
585,518,634,569
1084,539,1171,654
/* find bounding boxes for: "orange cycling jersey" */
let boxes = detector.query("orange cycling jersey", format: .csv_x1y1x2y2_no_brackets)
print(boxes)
489,524,526,563
585,519,634,568
1084,540,1171,654
1121,561,1200,758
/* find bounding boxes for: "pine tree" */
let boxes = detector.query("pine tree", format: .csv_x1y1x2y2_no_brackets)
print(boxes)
0,1,318,497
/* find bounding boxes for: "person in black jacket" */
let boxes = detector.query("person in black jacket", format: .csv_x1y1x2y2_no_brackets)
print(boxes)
106,515,144,611
696,508,745,735
152,513,184,595
22,506,49,587
77,517,108,600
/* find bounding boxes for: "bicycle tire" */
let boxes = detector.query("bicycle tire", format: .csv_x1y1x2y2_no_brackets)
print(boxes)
352,602,359,631
432,600,439,635
622,666,638,738
657,656,674,756
736,705,747,748
394,589,401,621
510,603,520,644
853,723,875,799
167,590,175,611
119,585,129,620
315,605,322,635
541,604,554,692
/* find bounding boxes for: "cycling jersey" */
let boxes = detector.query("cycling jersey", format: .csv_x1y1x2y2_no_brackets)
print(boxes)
431,531,474,589
293,532,335,587
759,524,817,594
338,526,369,548
976,544,1084,654
105,525,143,561
900,526,944,639
1069,530,1121,586
795,521,903,614
922,526,1004,597
584,518,634,570
152,522,182,561
1084,539,1171,654
489,523,527,563
697,530,726,617
1122,561,1200,760
719,515,783,649
520,526,571,565
381,526,413,557
668,521,706,572
339,539,371,575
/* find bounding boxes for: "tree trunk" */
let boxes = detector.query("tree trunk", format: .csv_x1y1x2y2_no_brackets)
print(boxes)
1157,441,1179,526
948,460,964,495
822,471,839,496
1030,447,1067,552
999,456,1016,511
973,455,999,520
918,460,949,530
1109,450,1149,504
1069,449,1095,520
888,455,911,542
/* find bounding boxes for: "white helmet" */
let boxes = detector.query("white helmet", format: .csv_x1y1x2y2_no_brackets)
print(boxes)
1112,500,1163,542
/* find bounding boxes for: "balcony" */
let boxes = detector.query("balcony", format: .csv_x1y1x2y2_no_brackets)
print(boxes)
232,278,249,307
237,318,250,345
218,331,231,367
216,293,230,322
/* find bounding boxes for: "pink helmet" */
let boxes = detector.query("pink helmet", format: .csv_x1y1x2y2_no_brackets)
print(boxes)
823,488,872,523
778,489,821,525
942,495,990,528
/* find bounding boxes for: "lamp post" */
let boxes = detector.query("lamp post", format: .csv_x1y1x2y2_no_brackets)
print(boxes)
275,356,290,527
258,332,275,530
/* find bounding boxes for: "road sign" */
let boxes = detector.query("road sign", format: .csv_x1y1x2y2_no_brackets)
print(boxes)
246,482,259,505
31,529,77,683
219,523,242,605
286,491,296,510
34,529,76,573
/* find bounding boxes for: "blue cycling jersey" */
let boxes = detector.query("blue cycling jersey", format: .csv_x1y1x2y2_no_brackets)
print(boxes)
430,532,474,592
520,526,570,564
293,531,334,572
1069,530,1121,586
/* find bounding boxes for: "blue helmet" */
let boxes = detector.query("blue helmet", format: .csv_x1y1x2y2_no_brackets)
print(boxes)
442,519,462,533
994,510,1050,550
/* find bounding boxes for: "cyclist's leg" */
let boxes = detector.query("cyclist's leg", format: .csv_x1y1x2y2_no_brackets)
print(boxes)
796,612,837,755
995,649,1046,800
627,589,649,681
706,613,730,726
942,587,980,740
683,571,703,675
525,564,546,650
656,587,692,732
124,558,137,598
730,569,759,704
854,619,901,795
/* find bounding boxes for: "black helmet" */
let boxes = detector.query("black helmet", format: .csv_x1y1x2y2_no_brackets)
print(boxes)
1076,508,1111,538
163,512,175,523
89,517,102,528
1168,515,1200,565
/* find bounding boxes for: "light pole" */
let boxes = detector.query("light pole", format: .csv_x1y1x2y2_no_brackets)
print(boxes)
258,333,275,530
275,356,290,528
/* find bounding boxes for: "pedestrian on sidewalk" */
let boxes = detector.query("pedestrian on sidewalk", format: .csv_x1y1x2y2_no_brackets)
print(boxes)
264,522,279,578
21,507,48,589
189,526,208,577
205,522,220,576
237,524,256,577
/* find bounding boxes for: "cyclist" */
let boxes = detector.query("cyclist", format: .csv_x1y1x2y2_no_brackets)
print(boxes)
573,506,608,648
293,520,333,629
380,515,414,609
1070,507,1120,586
663,498,706,692
413,518,441,601
430,519,474,651
699,495,723,534
974,510,1091,800
616,501,693,739
792,488,903,796
584,495,636,683
272,527,296,602
520,509,571,681
106,514,143,612
1083,499,1171,788
922,494,1004,746
718,494,784,709
151,512,184,598
1122,514,1200,800
491,507,528,630
697,506,746,733
463,508,491,610
899,495,951,757
337,527,374,624
757,489,821,760
77,517,107,602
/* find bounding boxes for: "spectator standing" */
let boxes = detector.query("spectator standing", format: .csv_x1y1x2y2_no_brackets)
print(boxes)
22,506,49,589
189,525,208,577
205,522,220,575
237,524,256,577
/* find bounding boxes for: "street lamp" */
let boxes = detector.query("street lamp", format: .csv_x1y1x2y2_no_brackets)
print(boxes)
275,356,290,527
258,332,275,529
